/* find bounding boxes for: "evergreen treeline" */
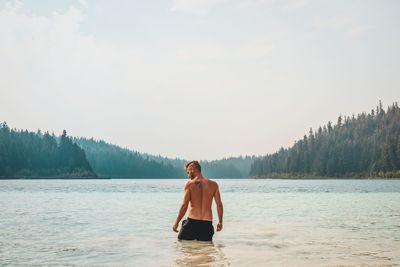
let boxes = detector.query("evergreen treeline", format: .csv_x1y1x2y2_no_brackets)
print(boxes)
201,156,256,178
250,102,400,178
0,121,256,179
74,138,257,179
73,138,183,178
0,123,96,178
144,154,256,178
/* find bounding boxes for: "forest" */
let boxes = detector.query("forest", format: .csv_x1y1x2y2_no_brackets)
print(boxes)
0,122,254,179
73,138,182,178
144,154,255,178
2,102,399,179
0,124,96,178
250,102,400,178
74,138,255,178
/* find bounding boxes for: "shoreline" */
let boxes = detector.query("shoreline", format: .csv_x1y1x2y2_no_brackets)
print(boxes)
0,177,109,180
1,177,400,180
251,177,400,180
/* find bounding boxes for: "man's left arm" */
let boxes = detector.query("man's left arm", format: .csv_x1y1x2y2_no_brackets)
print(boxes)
172,184,190,232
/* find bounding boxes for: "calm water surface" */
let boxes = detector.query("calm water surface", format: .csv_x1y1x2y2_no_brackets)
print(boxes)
1,179,400,266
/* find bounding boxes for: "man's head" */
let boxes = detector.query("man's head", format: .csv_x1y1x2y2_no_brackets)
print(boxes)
184,160,201,179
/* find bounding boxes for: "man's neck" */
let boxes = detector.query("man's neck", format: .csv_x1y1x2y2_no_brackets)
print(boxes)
193,174,205,182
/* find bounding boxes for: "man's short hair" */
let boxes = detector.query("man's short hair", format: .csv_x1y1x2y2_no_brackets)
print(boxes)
185,160,201,172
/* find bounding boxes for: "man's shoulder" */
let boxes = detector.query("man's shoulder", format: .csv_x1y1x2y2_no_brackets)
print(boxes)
184,178,200,190
184,180,193,190
205,178,218,187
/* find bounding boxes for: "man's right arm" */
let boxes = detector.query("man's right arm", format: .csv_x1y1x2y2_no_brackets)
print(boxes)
172,182,191,232
214,183,223,231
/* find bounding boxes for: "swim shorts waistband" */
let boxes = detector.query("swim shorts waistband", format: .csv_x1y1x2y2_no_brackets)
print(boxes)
187,217,213,224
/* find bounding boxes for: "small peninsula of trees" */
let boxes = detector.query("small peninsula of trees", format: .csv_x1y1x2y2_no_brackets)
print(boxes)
0,123,96,178
250,102,400,178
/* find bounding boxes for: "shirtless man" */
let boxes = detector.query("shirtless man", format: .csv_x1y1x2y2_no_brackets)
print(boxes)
172,160,223,241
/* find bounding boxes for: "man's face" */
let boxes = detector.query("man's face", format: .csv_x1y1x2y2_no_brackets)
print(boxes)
186,164,196,179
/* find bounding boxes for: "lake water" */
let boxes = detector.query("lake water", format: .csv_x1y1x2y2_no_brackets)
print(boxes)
1,179,400,266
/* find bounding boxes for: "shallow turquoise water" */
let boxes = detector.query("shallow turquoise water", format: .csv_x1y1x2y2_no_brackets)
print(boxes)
1,179,399,266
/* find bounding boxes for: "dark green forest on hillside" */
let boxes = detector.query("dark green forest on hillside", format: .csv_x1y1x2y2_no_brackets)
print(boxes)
74,138,255,178
73,138,182,178
2,102,399,179
0,122,255,179
0,123,95,178
250,102,400,178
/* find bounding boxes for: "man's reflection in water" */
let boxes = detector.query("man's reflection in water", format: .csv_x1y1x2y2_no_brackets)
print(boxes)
175,240,228,267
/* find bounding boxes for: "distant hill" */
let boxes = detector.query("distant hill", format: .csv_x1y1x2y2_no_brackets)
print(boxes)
74,138,256,178
201,156,256,178
250,102,400,178
0,121,256,179
0,124,96,178
73,138,183,178
145,154,256,178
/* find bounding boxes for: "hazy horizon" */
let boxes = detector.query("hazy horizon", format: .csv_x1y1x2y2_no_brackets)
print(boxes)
0,100,396,162
1,0,399,160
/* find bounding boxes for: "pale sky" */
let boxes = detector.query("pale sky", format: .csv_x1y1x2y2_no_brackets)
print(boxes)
0,0,399,160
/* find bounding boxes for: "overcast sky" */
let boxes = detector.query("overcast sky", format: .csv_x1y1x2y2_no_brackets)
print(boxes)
0,0,399,160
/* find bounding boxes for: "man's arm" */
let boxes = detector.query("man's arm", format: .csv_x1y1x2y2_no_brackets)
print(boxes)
214,183,223,232
172,182,191,232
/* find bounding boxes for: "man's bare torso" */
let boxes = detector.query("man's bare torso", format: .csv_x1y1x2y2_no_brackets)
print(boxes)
186,178,217,221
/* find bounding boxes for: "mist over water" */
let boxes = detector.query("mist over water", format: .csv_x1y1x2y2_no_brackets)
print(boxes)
1,179,399,266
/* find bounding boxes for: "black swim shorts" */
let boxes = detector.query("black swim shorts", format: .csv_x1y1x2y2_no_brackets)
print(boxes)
178,218,214,241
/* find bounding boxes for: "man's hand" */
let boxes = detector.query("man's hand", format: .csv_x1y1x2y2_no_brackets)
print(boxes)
216,222,223,232
172,222,179,232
